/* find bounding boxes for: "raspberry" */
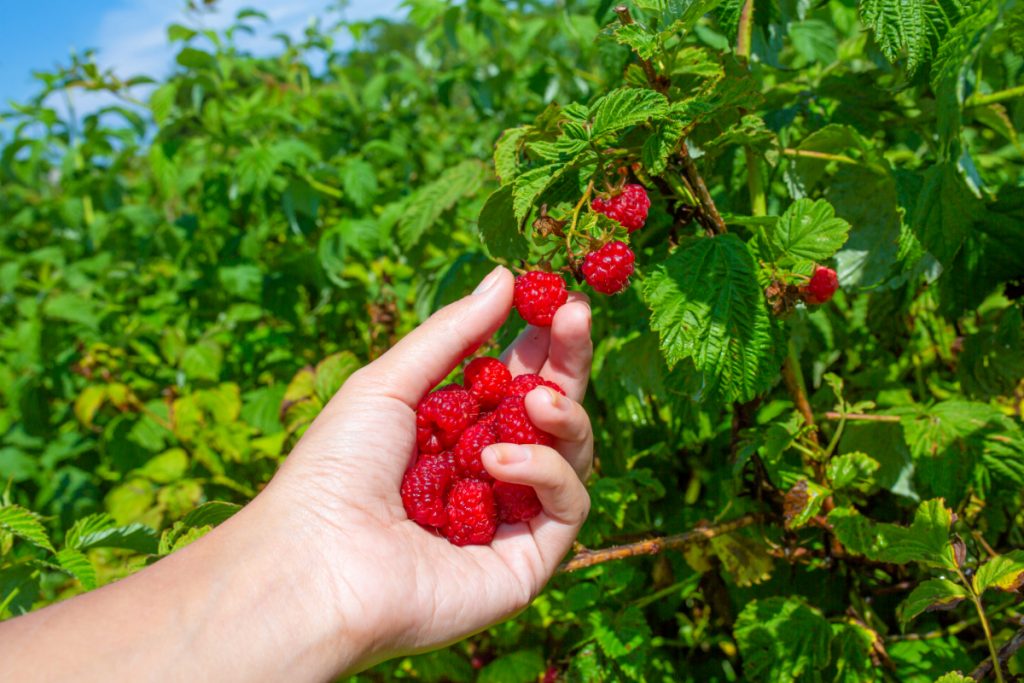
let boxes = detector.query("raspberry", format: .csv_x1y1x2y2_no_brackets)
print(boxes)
454,422,498,481
591,184,650,232
464,357,511,409
513,271,568,327
495,396,554,447
803,266,839,305
507,373,566,398
493,481,543,523
444,478,498,546
415,387,479,454
401,453,455,528
582,240,635,295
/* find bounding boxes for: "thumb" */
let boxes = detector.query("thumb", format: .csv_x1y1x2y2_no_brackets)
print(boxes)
352,266,514,408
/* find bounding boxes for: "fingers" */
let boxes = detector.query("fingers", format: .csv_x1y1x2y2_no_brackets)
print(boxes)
346,267,513,408
524,388,593,481
482,443,591,571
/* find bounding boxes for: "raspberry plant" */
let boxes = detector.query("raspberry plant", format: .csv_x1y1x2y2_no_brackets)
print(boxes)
1,1,1023,681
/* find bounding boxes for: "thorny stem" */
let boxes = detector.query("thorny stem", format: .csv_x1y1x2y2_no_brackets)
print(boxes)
559,514,763,572
679,144,728,235
957,567,1006,683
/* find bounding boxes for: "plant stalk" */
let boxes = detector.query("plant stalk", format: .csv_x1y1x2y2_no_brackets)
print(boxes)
966,84,1024,108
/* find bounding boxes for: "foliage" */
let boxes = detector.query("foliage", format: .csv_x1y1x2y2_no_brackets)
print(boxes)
1,0,1023,680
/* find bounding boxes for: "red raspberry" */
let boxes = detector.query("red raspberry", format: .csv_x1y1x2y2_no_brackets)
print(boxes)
444,478,498,546
454,422,498,481
803,266,839,305
513,272,568,327
507,373,566,398
464,357,511,409
401,452,454,528
415,387,479,454
493,481,543,523
582,240,635,295
494,396,554,447
591,184,650,232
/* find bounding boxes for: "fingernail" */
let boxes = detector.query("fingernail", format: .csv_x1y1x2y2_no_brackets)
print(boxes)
491,445,530,465
544,387,563,408
473,266,504,296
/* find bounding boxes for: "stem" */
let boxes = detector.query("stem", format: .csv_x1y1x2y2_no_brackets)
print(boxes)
614,6,663,91
745,148,766,217
822,411,900,423
566,182,594,260
824,412,846,459
679,144,727,235
958,567,1006,683
735,0,755,61
782,340,819,447
971,624,1024,681
559,514,763,572
781,148,859,165
966,84,1024,108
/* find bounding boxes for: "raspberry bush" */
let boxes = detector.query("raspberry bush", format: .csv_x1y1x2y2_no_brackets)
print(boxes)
1,1,1023,681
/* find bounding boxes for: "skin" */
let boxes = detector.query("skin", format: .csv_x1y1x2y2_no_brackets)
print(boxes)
0,266,594,682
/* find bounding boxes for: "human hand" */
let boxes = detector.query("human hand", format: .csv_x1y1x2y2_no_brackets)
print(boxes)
263,265,594,673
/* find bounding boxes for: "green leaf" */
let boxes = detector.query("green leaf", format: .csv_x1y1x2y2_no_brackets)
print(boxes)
642,235,784,402
494,127,529,185
512,162,577,227
74,385,107,427
65,512,159,553
591,88,669,139
398,161,484,248
43,293,101,329
638,0,730,34
958,307,1024,399
134,449,189,484
910,162,978,266
55,548,97,590
789,19,839,64
829,622,880,683
734,597,831,682
641,117,686,175
0,505,54,553
313,352,360,404
218,264,262,301
181,501,242,528
180,341,223,382
478,185,529,261
340,157,378,209
934,674,973,683
478,650,545,683
899,579,969,626
828,164,903,290
828,452,881,492
829,498,957,568
614,24,661,60
859,0,964,74
973,550,1024,595
587,607,650,679
782,478,831,529
764,198,851,265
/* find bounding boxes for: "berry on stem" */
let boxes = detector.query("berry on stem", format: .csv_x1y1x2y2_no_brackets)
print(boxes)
514,271,568,327
582,240,635,295
464,357,511,409
802,266,839,305
591,183,650,232
444,478,498,546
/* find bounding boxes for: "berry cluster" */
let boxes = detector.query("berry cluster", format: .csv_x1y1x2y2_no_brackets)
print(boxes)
512,183,648,326
402,356,565,546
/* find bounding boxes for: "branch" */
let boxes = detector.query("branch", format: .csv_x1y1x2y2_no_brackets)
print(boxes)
679,144,728,235
971,623,1024,681
559,514,763,573
966,85,1024,108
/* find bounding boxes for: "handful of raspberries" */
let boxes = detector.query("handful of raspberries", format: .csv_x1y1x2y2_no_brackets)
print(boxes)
401,356,566,546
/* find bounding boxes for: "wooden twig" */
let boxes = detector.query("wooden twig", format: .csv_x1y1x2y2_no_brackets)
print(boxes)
679,144,727,235
971,623,1024,681
822,411,900,423
559,514,763,573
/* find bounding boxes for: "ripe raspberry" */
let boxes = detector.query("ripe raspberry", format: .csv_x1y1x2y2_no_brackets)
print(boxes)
464,357,511,409
401,453,454,528
495,396,554,447
582,240,635,295
513,271,568,327
507,373,566,399
416,387,479,454
493,481,543,523
803,266,839,305
454,422,498,481
591,183,650,232
444,478,498,546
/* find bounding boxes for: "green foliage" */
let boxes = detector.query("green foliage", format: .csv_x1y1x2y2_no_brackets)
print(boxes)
1,0,1023,680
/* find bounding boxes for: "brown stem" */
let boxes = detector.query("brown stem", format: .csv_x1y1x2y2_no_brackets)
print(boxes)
559,514,763,573
970,623,1024,681
822,411,900,423
782,355,819,447
679,145,727,235
614,6,665,92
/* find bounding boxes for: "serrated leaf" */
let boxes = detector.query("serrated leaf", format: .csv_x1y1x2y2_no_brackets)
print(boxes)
859,0,964,74
934,674,973,683
783,479,831,529
314,352,360,404
614,24,661,60
587,607,650,679
478,650,545,683
478,185,529,261
641,117,685,175
973,550,1024,595
528,137,589,162
910,162,978,266
642,235,784,402
639,0,731,33
829,499,957,568
398,161,484,248
182,501,242,528
591,88,668,139
764,198,851,265
494,127,529,185
709,532,774,586
65,512,158,554
704,115,779,162
340,157,378,209
735,597,831,682
899,579,969,626
828,452,881,492
0,504,54,553
56,548,97,590
512,162,577,226
830,622,880,683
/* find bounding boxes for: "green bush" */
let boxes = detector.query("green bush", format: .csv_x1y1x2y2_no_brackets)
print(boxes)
1,1,1023,680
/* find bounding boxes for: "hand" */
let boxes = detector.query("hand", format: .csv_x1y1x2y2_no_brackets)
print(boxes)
265,265,594,673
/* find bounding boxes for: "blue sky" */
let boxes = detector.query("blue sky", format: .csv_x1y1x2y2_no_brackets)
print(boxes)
0,0,404,108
